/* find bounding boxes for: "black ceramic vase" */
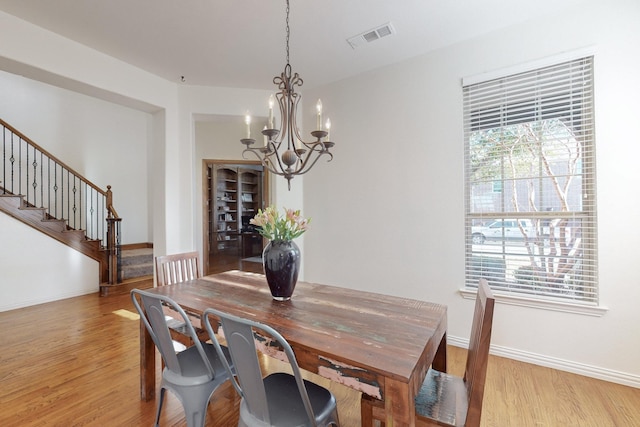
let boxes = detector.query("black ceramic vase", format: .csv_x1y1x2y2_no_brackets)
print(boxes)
263,240,300,301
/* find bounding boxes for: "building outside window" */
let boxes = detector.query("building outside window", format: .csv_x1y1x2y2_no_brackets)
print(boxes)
463,55,597,304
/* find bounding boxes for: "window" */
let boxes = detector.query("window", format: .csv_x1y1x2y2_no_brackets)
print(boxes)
464,56,597,305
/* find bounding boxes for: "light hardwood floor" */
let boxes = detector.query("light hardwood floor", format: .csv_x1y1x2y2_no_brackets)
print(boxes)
1,286,639,426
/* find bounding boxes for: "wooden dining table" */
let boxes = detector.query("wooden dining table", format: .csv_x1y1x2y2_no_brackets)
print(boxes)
138,270,447,427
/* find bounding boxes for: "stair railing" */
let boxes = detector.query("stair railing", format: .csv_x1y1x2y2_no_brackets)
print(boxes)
1,118,121,283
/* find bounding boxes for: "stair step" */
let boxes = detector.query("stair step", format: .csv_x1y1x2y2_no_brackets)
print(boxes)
121,262,154,280
121,248,153,264
120,248,154,280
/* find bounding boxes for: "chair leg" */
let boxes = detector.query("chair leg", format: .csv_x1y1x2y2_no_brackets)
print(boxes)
155,387,166,427
328,407,340,426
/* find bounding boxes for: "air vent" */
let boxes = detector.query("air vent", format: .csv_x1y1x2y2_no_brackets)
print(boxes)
347,22,395,49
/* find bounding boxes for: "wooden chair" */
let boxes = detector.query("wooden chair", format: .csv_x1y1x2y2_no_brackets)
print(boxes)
155,251,209,347
156,251,201,286
361,279,495,427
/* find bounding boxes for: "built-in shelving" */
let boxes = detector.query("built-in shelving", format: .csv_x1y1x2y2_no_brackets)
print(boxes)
209,164,264,257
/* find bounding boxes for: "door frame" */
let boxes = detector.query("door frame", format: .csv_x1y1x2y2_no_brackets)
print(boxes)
202,159,269,275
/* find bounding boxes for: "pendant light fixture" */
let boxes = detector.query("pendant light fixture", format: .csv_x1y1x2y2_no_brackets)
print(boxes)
240,0,334,190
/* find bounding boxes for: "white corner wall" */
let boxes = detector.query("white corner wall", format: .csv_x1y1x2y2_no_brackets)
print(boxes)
303,0,640,387
0,212,98,311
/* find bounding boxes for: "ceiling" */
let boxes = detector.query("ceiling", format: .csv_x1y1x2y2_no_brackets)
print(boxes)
0,0,585,90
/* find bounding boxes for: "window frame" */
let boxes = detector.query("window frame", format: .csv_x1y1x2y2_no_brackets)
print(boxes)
462,52,601,312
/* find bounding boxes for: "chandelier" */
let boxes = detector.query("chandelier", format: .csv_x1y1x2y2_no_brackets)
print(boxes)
240,0,334,190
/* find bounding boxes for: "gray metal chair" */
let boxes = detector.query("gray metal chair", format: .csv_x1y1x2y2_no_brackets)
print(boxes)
131,289,234,427
203,307,340,427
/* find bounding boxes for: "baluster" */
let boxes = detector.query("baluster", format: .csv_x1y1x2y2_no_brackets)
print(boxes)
101,195,104,244
1,125,3,193
31,145,38,207
39,151,44,207
88,186,94,240
47,158,51,215
2,125,5,194
10,134,15,195
25,139,29,202
18,136,22,198
72,175,77,229
53,163,58,218
66,168,69,226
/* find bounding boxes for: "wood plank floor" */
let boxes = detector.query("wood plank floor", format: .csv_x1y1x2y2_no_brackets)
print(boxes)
1,286,639,426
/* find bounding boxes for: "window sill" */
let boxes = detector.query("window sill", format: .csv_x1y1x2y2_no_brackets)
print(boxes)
459,288,608,317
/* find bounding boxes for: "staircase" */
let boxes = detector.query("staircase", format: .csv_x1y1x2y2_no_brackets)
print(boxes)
121,248,154,280
0,192,109,279
98,247,154,296
1,117,120,286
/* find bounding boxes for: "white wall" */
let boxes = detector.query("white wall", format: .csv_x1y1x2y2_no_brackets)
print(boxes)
0,213,98,310
302,0,640,386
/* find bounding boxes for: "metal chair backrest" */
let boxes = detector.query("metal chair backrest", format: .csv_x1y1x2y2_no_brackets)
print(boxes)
462,278,495,425
155,251,201,286
203,307,320,426
131,288,215,378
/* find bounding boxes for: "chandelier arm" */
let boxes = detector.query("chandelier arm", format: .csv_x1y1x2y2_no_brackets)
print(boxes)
272,89,287,145
284,85,300,152
241,147,273,170
288,143,331,172
264,141,292,175
292,150,334,176
242,147,290,177
264,138,283,154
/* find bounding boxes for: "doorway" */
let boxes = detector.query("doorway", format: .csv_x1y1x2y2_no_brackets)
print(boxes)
202,160,269,275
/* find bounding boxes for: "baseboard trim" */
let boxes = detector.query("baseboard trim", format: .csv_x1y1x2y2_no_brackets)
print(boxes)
99,276,154,296
0,288,95,312
120,242,153,250
447,335,640,389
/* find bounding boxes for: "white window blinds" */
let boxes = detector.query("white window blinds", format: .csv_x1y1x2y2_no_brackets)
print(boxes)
463,56,597,304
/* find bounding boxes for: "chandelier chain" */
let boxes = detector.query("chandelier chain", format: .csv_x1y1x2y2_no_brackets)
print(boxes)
285,0,290,65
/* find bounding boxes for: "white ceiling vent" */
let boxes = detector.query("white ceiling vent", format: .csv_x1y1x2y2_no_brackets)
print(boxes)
347,22,395,49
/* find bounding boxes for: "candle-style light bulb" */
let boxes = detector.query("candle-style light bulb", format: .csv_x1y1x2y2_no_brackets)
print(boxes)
268,95,275,129
263,125,268,146
316,99,323,130
325,118,331,140
295,127,302,149
244,113,252,139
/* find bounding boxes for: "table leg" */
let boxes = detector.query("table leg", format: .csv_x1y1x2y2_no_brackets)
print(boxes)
384,377,416,427
432,332,447,372
140,318,155,401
